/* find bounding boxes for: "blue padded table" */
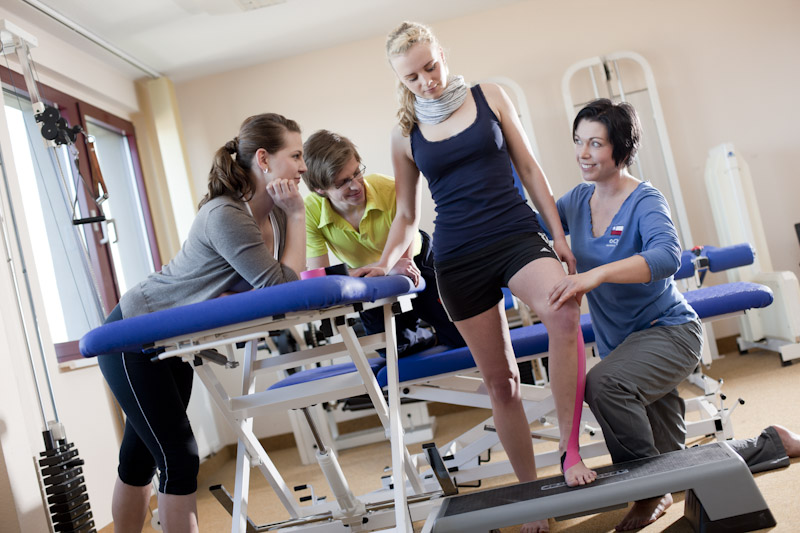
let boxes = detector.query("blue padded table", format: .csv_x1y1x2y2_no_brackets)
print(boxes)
267,281,772,390
265,242,764,393
267,280,774,491
80,274,431,533
80,274,420,357
78,243,775,533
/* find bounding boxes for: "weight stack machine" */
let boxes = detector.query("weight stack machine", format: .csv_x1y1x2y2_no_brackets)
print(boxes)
0,20,104,533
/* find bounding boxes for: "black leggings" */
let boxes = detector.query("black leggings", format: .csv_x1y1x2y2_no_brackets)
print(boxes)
98,305,199,495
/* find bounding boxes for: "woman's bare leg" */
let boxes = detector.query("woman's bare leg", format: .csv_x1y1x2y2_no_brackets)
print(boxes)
509,257,596,486
110,477,151,533
454,303,550,533
158,492,199,533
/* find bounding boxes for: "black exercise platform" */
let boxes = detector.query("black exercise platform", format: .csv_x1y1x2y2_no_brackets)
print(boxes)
430,442,775,533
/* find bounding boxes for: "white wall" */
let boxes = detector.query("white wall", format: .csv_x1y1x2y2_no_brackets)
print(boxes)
0,8,143,530
0,8,139,118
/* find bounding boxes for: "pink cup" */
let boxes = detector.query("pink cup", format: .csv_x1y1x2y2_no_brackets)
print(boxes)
300,267,326,280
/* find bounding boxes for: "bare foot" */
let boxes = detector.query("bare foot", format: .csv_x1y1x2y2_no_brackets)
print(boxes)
520,518,550,533
565,460,597,487
615,493,672,531
772,424,800,457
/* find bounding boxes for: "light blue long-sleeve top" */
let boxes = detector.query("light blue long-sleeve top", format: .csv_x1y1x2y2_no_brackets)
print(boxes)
542,181,697,358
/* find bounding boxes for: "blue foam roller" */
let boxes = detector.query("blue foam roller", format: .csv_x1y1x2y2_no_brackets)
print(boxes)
706,243,755,272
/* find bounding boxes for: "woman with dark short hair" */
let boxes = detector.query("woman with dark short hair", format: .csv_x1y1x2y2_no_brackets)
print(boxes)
546,98,800,531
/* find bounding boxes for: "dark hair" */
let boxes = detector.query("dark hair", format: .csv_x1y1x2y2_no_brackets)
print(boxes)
200,113,301,207
573,99,641,167
302,129,361,193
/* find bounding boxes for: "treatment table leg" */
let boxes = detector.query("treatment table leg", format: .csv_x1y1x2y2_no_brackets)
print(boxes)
194,358,303,520
232,340,257,533
384,303,414,532
337,311,421,531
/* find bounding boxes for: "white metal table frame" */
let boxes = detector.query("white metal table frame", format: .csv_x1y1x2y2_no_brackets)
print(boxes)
142,289,749,532
148,290,432,533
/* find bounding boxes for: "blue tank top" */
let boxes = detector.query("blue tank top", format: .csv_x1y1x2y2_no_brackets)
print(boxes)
410,85,542,261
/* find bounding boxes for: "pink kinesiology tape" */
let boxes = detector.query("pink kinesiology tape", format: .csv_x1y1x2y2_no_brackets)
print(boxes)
562,328,587,473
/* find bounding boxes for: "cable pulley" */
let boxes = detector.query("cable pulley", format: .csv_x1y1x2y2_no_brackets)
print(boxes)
35,103,82,145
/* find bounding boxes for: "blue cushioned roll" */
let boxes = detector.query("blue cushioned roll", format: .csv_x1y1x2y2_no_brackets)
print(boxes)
675,243,755,280
705,243,755,272
675,251,696,280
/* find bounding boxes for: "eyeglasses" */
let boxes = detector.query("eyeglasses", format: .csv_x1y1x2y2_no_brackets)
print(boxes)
333,164,366,189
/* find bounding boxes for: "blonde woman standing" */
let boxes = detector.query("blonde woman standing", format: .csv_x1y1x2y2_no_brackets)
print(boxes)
353,22,596,533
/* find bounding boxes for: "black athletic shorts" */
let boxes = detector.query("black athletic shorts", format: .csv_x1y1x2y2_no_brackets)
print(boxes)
434,232,559,322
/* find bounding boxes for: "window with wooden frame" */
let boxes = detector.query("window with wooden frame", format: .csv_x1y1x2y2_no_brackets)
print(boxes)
0,64,160,364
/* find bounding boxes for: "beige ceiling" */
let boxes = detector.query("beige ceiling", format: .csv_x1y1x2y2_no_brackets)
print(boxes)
3,0,520,81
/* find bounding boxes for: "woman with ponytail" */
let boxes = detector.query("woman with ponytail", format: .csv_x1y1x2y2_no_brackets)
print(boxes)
352,22,596,533
97,112,306,532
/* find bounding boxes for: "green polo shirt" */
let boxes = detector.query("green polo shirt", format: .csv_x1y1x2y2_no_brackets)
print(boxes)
305,173,422,268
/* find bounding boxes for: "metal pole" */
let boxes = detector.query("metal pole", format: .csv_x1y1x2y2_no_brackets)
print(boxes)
0,150,50,425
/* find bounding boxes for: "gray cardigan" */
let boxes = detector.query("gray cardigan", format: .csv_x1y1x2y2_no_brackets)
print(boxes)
120,195,299,318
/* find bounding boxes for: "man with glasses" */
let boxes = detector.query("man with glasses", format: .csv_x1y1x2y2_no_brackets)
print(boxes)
303,129,465,355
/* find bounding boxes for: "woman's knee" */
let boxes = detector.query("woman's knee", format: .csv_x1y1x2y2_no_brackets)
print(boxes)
158,451,200,495
538,302,580,340
484,373,522,405
585,366,622,407
586,366,639,412
584,366,605,406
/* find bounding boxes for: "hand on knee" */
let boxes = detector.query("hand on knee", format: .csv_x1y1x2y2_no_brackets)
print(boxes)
539,303,580,339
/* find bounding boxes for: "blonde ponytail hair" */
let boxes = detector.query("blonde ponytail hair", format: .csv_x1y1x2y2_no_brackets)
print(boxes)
386,21,439,137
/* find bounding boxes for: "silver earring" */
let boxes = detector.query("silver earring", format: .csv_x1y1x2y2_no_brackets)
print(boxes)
263,167,269,174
